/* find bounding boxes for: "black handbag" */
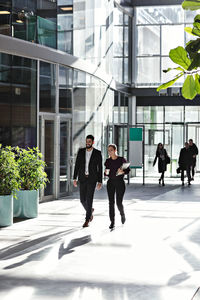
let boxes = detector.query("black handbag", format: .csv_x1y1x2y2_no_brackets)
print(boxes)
166,155,170,164
176,167,181,174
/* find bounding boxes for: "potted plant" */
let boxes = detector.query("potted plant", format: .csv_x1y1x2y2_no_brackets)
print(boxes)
13,147,48,219
0,145,20,226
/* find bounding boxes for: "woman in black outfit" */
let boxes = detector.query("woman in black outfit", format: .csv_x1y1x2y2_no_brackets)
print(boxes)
104,144,130,229
153,143,168,186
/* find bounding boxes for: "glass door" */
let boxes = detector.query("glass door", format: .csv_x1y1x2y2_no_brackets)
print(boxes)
39,115,55,200
114,125,128,159
186,123,200,172
165,123,184,177
60,118,72,196
39,115,73,201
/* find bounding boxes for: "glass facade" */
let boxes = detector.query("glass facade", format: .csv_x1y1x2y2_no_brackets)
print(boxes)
0,53,37,147
40,62,56,113
137,106,200,177
135,5,197,87
3,0,200,197
73,70,114,156
0,0,132,85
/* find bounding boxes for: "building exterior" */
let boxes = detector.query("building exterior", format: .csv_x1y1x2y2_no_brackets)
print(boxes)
0,0,199,201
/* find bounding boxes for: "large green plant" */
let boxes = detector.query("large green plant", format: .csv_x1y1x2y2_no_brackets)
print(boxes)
157,0,200,100
16,147,48,190
0,145,20,196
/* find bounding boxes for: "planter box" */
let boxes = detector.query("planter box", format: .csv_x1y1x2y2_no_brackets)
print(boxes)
0,195,13,227
14,190,39,218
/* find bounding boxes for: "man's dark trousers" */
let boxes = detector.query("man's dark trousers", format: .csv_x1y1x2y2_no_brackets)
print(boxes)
181,167,191,182
79,179,96,221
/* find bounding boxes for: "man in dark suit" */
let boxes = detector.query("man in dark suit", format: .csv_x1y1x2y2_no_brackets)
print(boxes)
189,139,198,181
73,135,102,227
178,142,193,186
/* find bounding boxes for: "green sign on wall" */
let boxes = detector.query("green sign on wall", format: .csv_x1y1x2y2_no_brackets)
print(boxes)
129,128,143,168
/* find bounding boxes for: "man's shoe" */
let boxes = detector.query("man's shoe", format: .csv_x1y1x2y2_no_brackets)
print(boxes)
191,177,194,181
188,181,191,186
109,222,115,229
121,214,126,224
82,221,89,228
182,181,184,186
89,208,94,222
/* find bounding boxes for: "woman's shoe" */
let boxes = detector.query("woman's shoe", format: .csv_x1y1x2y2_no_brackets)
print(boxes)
159,179,161,185
162,181,165,186
109,222,115,229
121,214,126,224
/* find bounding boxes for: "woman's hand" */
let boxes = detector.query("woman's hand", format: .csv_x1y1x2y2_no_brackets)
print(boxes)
117,168,124,176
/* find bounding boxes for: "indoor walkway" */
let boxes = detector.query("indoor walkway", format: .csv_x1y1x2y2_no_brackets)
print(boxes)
1,180,200,300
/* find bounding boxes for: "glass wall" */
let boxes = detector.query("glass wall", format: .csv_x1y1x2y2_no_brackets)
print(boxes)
73,0,132,84
57,0,73,54
0,1,132,85
12,0,37,42
59,66,73,114
113,10,130,84
113,92,129,124
0,53,37,147
136,105,200,177
135,5,196,87
73,69,114,162
0,0,12,35
40,62,56,113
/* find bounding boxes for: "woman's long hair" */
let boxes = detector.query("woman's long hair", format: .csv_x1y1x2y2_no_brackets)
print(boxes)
156,143,164,153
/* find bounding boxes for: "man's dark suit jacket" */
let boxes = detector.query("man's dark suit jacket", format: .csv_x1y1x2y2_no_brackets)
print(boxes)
178,147,193,170
73,148,102,183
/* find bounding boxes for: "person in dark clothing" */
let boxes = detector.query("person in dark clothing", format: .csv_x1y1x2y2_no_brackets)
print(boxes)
104,144,130,230
189,139,198,181
73,135,102,228
153,143,169,186
178,142,193,186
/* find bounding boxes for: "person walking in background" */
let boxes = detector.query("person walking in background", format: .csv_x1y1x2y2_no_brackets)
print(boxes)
178,142,193,186
104,144,130,230
73,135,102,228
189,139,198,181
153,143,169,186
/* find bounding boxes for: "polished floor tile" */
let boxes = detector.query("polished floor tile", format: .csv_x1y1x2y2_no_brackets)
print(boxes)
0,180,200,300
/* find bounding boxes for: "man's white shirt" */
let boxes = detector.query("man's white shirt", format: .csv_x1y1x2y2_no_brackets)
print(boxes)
85,148,93,175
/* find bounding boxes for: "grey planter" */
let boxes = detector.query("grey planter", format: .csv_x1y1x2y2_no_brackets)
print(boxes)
14,190,39,218
0,195,13,226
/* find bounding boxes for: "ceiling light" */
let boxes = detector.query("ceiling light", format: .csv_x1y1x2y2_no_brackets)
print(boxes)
60,7,73,11
0,11,10,14
16,20,23,23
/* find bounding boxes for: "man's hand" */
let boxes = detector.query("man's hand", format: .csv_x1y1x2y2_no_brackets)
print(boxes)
73,180,78,187
96,183,102,191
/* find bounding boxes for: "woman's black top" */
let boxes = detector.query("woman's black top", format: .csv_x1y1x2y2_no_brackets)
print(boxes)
104,156,130,179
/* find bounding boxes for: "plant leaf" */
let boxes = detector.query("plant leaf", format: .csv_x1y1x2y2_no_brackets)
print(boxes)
182,0,200,10
169,46,191,70
195,73,200,93
182,75,197,99
187,53,200,70
193,21,200,30
157,74,183,92
194,14,200,22
185,27,197,36
192,27,200,36
186,39,200,59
